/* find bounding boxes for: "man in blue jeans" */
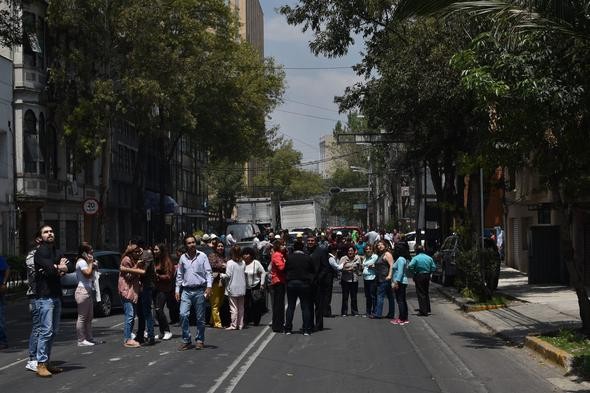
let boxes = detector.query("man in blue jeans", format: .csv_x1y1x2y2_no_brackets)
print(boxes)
176,235,212,351
0,254,10,350
33,225,71,377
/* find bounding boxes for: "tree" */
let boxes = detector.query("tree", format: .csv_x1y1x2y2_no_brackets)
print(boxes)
46,0,284,244
0,0,21,47
208,159,245,233
252,139,325,200
282,2,489,237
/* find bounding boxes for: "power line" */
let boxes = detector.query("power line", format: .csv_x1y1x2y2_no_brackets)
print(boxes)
282,66,354,70
284,98,340,113
274,109,342,123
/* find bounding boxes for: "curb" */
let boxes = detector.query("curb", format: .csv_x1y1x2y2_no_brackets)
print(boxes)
436,286,576,371
524,336,573,372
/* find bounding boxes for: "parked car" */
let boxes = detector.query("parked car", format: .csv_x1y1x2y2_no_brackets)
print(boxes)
403,231,425,254
61,251,122,317
432,234,501,288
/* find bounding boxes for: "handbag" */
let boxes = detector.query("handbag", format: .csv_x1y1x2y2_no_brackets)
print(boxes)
249,261,265,302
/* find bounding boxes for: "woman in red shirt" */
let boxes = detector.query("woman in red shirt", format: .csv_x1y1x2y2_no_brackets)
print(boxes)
270,240,287,333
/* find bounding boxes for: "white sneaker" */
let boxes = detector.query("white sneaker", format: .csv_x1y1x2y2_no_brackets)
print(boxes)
131,332,136,340
144,331,148,339
163,332,173,340
25,360,37,372
78,339,96,347
154,334,160,340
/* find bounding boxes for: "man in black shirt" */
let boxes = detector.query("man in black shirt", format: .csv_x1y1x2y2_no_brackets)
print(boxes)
307,236,331,331
33,225,70,377
284,241,315,335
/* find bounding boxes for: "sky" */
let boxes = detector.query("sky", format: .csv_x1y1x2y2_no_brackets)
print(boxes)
259,1,365,163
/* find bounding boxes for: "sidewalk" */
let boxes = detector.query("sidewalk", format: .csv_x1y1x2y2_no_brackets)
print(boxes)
438,266,581,346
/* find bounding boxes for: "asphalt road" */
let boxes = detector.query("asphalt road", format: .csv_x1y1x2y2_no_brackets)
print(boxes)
0,283,572,393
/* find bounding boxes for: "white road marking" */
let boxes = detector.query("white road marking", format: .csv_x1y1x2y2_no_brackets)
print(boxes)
0,358,27,371
224,330,276,393
206,327,271,393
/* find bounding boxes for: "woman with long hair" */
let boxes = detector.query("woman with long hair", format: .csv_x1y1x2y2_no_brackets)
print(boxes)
223,245,246,330
152,243,174,340
372,240,395,319
270,240,287,332
118,240,146,348
243,247,267,326
362,244,377,317
208,240,227,328
75,242,98,346
391,243,411,325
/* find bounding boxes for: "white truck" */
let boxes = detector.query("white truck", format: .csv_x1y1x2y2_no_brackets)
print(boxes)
235,197,276,231
279,199,322,231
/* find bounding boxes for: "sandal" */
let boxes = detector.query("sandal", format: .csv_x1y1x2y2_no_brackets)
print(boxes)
124,339,140,348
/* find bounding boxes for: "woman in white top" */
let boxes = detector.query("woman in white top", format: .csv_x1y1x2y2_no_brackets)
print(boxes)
75,242,97,346
242,247,267,326
223,246,247,330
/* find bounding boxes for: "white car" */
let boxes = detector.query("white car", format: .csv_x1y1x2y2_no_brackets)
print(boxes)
404,231,425,254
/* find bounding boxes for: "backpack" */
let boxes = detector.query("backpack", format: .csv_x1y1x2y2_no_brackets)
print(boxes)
25,249,37,296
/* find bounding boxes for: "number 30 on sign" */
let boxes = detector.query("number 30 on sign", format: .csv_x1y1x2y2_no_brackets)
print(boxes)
83,198,99,215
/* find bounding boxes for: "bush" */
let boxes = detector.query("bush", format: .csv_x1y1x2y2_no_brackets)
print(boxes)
455,244,500,302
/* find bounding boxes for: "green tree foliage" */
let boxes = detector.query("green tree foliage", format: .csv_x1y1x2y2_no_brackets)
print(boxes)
0,0,21,47
208,159,245,232
328,166,367,225
252,139,325,200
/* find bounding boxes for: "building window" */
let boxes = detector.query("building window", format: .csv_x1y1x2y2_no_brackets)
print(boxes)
23,110,38,173
38,113,46,174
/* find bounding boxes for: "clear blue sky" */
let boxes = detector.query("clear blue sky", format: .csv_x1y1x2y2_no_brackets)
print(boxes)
259,1,364,163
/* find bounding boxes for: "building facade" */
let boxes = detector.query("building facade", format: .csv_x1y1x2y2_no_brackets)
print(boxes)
0,53,15,256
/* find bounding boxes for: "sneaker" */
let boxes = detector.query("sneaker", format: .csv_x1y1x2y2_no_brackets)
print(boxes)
284,331,292,335
124,339,141,348
78,340,95,347
154,334,160,340
143,331,148,339
25,360,38,372
36,363,52,378
195,341,204,350
303,332,310,336
130,332,136,340
163,332,173,340
141,338,156,346
399,320,410,326
390,319,402,325
178,342,193,351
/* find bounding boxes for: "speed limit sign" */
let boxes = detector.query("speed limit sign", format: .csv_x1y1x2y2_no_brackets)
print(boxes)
83,198,100,215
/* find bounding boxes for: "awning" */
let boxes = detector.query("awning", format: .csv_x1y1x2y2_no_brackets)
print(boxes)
144,190,179,214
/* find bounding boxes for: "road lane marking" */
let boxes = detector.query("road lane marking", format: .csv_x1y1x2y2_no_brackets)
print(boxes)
0,358,27,371
206,326,271,393
224,330,276,393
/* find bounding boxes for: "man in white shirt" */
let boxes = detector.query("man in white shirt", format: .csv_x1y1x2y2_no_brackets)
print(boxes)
226,231,237,247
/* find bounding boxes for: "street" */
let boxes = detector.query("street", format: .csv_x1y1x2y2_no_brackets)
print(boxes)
0,282,570,393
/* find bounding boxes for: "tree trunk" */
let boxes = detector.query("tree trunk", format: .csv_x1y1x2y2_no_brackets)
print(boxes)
551,183,590,334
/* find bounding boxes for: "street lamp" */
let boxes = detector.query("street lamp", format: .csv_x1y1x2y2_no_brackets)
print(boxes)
350,166,371,229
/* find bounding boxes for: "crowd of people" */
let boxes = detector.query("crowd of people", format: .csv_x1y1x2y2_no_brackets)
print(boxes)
0,224,437,379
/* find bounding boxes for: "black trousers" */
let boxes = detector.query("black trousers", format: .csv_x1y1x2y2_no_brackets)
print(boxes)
285,280,313,334
153,289,171,335
340,281,358,315
244,285,265,325
324,279,334,317
414,273,432,314
312,282,330,330
271,283,285,332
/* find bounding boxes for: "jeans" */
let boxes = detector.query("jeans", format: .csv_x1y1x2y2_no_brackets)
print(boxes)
35,297,61,363
28,298,39,359
179,287,206,344
394,283,408,321
137,287,155,340
363,279,376,316
122,298,136,342
0,295,6,345
284,280,313,334
373,280,395,318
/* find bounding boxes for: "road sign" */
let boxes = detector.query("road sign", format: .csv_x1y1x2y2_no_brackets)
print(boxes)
335,132,409,144
82,198,99,215
353,203,367,210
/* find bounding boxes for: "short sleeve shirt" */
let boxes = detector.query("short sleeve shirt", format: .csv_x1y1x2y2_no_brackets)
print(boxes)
76,258,94,289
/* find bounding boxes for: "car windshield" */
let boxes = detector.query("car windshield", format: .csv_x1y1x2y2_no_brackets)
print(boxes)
226,224,257,241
